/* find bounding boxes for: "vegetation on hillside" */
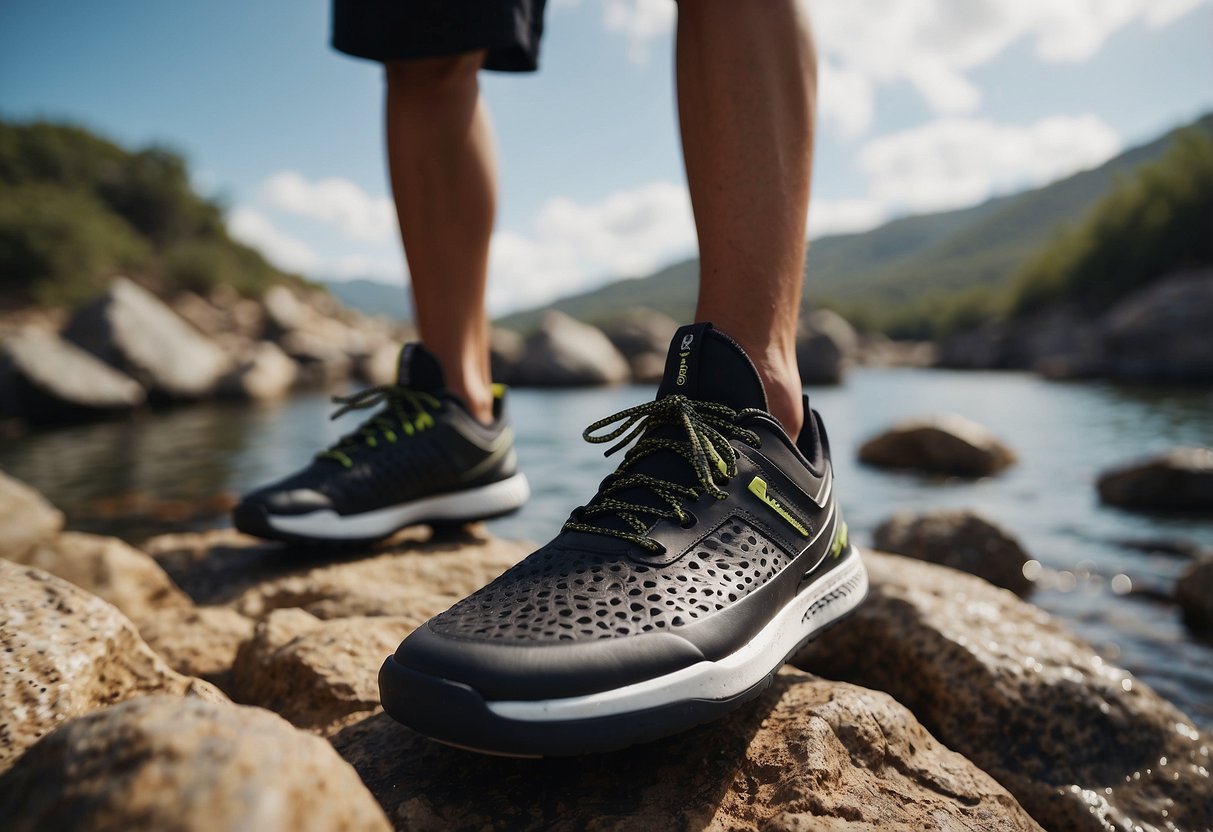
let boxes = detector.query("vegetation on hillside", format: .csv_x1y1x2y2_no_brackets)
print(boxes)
0,120,303,308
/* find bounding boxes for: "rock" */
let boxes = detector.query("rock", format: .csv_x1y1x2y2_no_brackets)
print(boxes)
232,609,412,733
138,606,255,691
358,341,403,386
853,333,937,368
262,284,311,335
0,696,391,832
1097,447,1213,512
0,561,223,772
278,328,354,388
797,309,858,385
873,509,1033,596
9,531,191,625
332,668,1040,831
217,340,298,400
600,307,679,361
0,470,63,560
0,327,146,423
144,526,530,620
490,327,525,385
1175,556,1213,637
858,414,1016,477
1099,268,1213,382
794,551,1213,832
630,350,667,384
63,277,231,400
514,311,630,387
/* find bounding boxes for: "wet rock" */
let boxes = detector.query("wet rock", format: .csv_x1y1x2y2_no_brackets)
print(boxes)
0,327,145,424
139,606,255,691
794,551,1213,832
63,277,230,400
333,668,1040,831
1099,268,1213,383
0,695,391,832
797,309,858,385
858,414,1016,477
217,340,298,400
0,561,223,772
514,311,630,387
1176,556,1213,637
10,531,191,625
873,509,1033,596
490,327,525,385
1097,446,1213,512
0,470,63,560
232,609,411,733
600,307,679,361
143,526,530,618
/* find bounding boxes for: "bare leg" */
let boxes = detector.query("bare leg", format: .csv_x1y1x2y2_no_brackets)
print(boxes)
676,0,817,437
385,51,496,424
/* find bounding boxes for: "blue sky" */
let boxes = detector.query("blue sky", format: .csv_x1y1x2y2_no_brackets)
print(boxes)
2,0,1212,313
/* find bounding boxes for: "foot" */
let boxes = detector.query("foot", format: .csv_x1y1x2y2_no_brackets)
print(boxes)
378,323,867,755
233,343,529,545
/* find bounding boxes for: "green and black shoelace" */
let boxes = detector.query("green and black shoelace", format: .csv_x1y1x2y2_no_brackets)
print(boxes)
316,385,441,468
562,394,760,551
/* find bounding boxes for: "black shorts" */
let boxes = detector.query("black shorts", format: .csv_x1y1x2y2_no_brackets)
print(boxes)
332,0,548,73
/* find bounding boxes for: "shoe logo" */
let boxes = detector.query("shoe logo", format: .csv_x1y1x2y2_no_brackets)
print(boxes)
748,476,809,537
676,334,693,386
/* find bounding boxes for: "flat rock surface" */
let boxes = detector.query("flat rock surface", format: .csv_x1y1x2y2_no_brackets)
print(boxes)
332,669,1041,832
138,606,255,691
0,695,390,832
0,469,63,560
795,551,1212,832
858,414,1017,477
0,561,223,773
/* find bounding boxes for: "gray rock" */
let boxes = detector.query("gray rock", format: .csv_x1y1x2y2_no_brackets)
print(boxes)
797,309,857,385
858,414,1017,477
0,696,391,832
490,327,525,385
1097,447,1213,512
357,341,402,387
0,470,64,560
217,340,298,400
514,311,630,387
873,509,1033,596
0,327,145,423
1099,269,1213,382
1176,556,1213,637
63,277,230,400
600,307,678,361
795,550,1213,832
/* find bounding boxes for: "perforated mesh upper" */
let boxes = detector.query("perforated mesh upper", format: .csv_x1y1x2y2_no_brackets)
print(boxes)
431,517,792,642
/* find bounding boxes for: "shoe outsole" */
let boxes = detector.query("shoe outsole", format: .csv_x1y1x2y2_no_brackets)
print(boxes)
379,546,868,757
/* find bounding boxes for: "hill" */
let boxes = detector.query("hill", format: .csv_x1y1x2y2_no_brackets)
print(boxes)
323,278,412,322
0,120,306,309
497,113,1213,336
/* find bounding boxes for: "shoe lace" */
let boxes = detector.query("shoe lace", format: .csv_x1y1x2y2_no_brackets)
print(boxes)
315,385,442,468
562,394,761,551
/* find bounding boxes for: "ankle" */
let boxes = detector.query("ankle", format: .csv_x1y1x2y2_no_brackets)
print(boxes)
450,378,495,426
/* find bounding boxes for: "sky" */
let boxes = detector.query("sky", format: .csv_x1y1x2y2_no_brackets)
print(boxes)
2,0,1212,315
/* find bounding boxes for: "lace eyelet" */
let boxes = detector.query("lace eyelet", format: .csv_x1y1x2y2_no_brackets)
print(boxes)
679,512,698,530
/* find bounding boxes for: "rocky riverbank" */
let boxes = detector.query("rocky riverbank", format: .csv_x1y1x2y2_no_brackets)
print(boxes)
1,472,1209,831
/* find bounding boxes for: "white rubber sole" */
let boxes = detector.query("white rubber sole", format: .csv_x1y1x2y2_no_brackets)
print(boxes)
266,473,530,540
486,544,868,722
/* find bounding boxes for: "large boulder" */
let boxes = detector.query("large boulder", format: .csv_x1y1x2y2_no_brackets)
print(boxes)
858,414,1016,476
600,307,679,361
216,340,298,400
9,531,191,626
0,327,145,424
0,470,63,560
0,561,223,772
873,509,1033,596
795,551,1213,832
514,311,630,387
797,309,857,385
333,669,1040,831
0,696,391,832
232,609,412,733
1175,556,1213,637
489,327,525,385
1098,269,1213,382
1097,447,1213,512
63,277,230,400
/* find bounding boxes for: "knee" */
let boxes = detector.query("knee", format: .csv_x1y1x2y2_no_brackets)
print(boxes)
385,51,485,100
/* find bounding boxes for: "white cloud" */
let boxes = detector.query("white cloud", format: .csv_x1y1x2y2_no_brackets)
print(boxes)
856,113,1122,213
228,207,319,274
260,171,397,245
602,0,676,63
808,198,887,239
488,181,695,313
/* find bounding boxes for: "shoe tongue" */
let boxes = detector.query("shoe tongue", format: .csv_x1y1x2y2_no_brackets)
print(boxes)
656,323,768,412
396,343,445,391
